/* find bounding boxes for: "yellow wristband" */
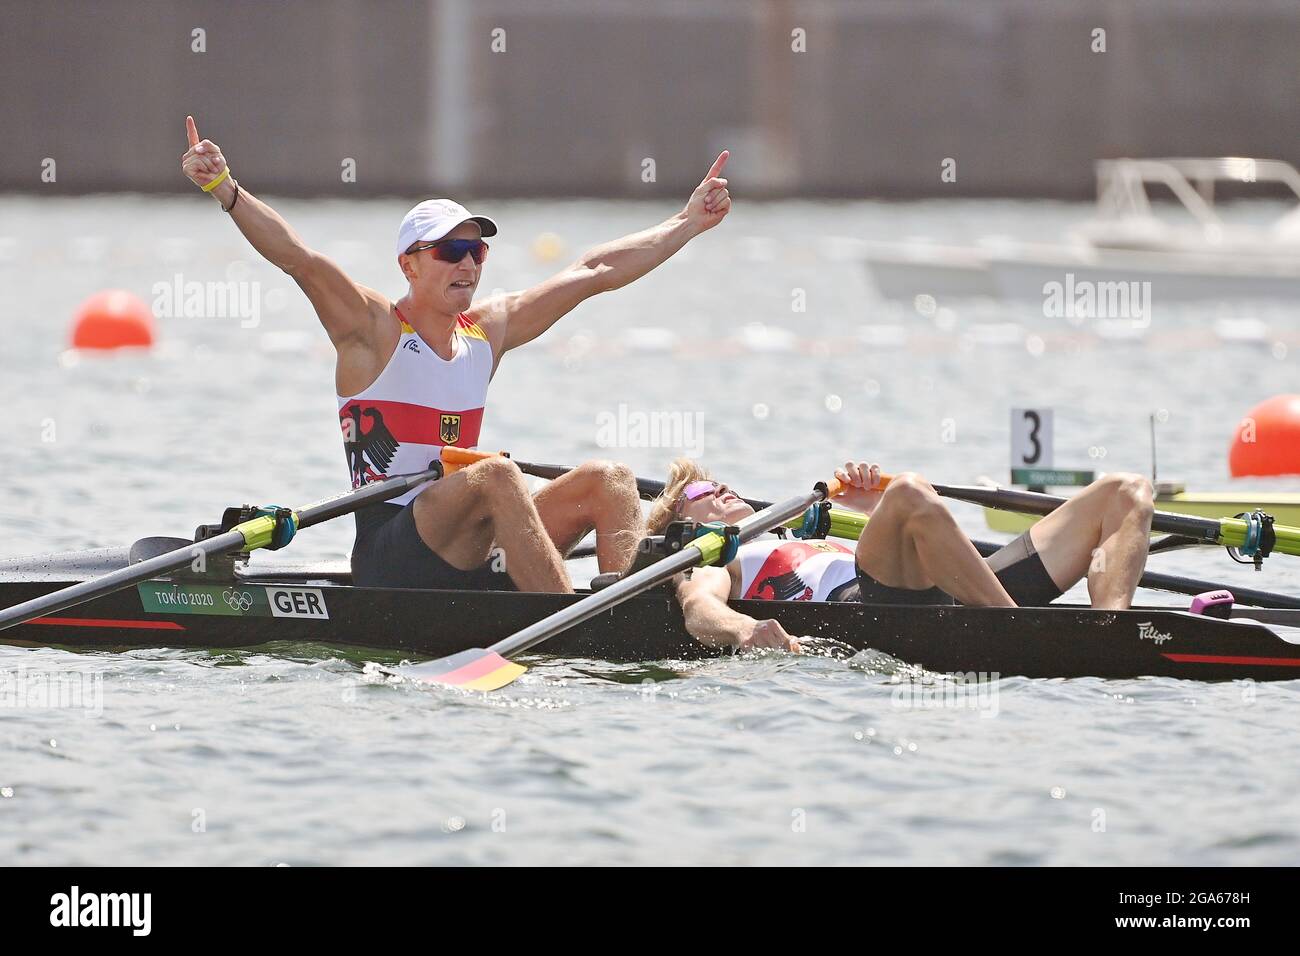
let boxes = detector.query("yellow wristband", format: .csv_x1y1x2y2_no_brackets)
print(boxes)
201,167,231,193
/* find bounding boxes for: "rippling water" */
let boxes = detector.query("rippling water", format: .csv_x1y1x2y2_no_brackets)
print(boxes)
2,195,1299,864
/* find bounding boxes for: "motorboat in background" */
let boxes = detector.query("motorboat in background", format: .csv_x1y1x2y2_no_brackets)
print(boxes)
863,158,1300,306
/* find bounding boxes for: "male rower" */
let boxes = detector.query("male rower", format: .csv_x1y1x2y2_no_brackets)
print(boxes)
646,459,1154,651
181,116,732,591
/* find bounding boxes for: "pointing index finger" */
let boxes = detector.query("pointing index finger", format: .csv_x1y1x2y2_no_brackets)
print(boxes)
701,149,729,182
186,115,200,148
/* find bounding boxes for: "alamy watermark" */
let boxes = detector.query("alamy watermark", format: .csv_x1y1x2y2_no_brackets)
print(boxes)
0,666,103,717
889,671,999,717
596,403,704,455
49,886,150,936
152,272,261,328
1043,273,1151,327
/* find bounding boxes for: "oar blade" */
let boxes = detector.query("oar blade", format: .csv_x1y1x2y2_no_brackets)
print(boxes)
401,648,527,690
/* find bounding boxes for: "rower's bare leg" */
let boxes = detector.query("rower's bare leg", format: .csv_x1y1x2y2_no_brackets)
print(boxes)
411,457,572,593
533,459,643,573
857,473,1016,606
1027,473,1153,610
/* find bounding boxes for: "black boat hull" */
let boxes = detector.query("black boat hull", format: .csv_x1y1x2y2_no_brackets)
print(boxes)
3,574,1300,681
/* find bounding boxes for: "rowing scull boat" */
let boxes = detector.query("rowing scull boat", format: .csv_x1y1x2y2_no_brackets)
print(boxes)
3,542,1299,681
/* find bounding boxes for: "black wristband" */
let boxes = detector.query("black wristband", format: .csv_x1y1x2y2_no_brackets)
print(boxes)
222,180,240,213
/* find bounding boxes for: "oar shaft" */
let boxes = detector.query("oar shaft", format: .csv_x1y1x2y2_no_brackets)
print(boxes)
510,462,783,511
0,527,247,632
0,466,441,633
929,483,1227,543
489,482,840,659
934,482,1300,557
295,467,440,527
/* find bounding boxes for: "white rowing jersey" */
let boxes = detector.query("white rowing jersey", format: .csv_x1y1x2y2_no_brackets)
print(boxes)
337,307,493,507
736,538,858,602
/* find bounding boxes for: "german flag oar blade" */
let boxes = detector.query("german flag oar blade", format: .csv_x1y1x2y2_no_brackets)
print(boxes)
400,649,527,690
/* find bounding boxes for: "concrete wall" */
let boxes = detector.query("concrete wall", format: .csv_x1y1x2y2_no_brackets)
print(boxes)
1,0,1297,199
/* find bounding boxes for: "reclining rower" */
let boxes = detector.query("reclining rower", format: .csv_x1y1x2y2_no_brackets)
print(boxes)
647,459,1155,652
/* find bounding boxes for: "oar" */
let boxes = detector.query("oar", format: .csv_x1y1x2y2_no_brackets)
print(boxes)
398,477,845,690
508,459,842,533
927,483,1300,558
0,462,460,633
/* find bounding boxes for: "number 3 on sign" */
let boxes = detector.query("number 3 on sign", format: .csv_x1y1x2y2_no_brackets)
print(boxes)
1011,408,1053,468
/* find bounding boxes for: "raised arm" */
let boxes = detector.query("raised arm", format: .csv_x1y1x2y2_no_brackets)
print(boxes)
675,565,801,652
482,151,733,354
180,116,385,347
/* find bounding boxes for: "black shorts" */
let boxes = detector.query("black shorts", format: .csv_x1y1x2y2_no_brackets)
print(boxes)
829,531,1064,607
351,502,516,591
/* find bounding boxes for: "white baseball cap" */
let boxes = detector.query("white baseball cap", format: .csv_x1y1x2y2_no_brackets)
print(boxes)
396,199,498,255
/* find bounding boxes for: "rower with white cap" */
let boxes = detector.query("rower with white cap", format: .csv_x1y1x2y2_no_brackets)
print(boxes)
180,115,733,593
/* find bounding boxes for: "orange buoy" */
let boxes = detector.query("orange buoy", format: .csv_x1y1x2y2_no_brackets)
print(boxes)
70,290,155,350
1229,394,1300,477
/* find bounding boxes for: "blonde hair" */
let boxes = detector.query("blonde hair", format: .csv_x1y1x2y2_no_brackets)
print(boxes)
646,457,712,535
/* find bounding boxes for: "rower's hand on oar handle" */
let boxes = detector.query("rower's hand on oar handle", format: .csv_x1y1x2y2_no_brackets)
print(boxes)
438,446,509,475
738,619,801,654
683,150,732,234
832,462,891,516
181,115,234,200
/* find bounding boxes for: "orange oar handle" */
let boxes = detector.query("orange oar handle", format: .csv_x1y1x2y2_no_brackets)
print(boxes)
438,446,510,473
829,471,894,499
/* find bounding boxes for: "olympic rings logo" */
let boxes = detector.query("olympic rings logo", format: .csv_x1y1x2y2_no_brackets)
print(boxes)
223,589,255,612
